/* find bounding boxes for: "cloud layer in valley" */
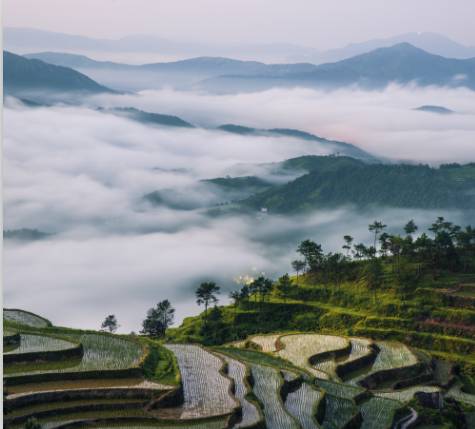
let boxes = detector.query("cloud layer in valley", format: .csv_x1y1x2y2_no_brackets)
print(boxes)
91,85,475,164
3,85,475,331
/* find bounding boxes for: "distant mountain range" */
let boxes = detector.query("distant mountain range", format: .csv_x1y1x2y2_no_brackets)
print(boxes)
23,43,475,93
6,27,475,64
23,51,318,91
309,32,475,64
3,51,113,98
200,44,475,93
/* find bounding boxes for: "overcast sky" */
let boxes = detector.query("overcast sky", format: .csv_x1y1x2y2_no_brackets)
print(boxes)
4,0,475,49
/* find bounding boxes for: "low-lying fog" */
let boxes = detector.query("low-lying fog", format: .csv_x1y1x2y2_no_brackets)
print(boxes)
3,85,475,331
91,85,475,164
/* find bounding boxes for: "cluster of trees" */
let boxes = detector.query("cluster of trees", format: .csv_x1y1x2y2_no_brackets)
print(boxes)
292,217,475,292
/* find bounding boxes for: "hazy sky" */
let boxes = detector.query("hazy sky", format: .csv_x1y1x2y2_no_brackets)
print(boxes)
4,0,475,49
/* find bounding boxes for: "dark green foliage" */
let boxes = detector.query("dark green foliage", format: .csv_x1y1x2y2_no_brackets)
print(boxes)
200,306,229,345
297,240,324,272
24,417,42,429
141,300,175,338
363,259,384,290
249,276,274,306
203,176,272,193
101,315,118,333
140,340,179,385
196,282,221,319
276,274,293,301
411,397,472,429
244,158,475,212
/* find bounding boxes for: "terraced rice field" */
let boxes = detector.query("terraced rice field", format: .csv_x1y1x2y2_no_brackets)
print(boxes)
277,334,349,379
85,420,229,429
315,379,363,399
336,338,374,371
347,341,418,385
6,378,172,396
284,380,323,429
6,333,145,377
4,309,51,328
8,408,154,429
4,334,77,355
215,346,301,373
375,385,441,402
6,398,147,419
219,354,261,428
360,397,401,429
250,364,299,429
248,334,281,352
321,394,357,429
310,338,374,381
164,344,237,419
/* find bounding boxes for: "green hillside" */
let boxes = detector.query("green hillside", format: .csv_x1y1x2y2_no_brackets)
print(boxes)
4,218,475,428
242,157,475,212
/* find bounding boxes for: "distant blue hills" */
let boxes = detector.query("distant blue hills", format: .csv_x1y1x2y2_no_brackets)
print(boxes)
3,51,113,96
20,43,475,93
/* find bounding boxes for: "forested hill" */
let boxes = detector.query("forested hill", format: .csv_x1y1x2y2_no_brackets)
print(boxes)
242,157,475,212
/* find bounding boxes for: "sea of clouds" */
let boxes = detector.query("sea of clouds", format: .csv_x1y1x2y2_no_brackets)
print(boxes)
3,85,475,331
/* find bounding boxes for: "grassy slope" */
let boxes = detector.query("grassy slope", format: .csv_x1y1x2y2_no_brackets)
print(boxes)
167,268,475,371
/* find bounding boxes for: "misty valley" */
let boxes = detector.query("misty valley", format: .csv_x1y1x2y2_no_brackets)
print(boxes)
3,26,475,429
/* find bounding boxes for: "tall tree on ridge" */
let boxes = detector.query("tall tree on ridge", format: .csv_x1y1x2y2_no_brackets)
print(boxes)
369,221,387,249
196,282,220,320
141,300,175,338
101,314,119,333
291,260,306,282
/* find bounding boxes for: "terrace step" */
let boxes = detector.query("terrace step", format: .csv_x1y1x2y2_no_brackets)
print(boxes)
359,396,402,429
4,398,148,426
4,332,147,387
6,379,174,400
218,353,263,429
4,333,83,365
282,372,323,429
249,363,300,429
347,341,423,390
276,334,351,379
336,339,379,382
155,345,239,420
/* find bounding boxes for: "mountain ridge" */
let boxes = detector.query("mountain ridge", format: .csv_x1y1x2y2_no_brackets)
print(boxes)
24,44,475,92
200,43,475,92
3,51,114,97
7,27,475,63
